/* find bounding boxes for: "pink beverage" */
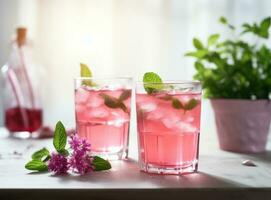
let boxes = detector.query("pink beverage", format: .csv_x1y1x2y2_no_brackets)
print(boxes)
136,82,201,174
75,78,132,160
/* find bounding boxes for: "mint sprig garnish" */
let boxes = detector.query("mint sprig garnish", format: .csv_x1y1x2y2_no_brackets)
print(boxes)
142,72,199,111
25,121,112,174
172,98,184,109
171,97,199,111
184,99,198,110
100,90,131,113
143,72,164,94
80,63,96,86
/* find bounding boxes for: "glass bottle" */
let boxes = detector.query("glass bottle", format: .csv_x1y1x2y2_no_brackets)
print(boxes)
1,27,43,138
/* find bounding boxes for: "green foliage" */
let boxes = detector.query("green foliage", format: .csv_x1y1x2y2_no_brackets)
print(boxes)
53,121,67,153
186,16,271,99
92,156,111,171
143,72,164,94
25,160,48,172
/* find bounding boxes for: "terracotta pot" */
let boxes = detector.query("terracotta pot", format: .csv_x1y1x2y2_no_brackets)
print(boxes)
211,99,271,153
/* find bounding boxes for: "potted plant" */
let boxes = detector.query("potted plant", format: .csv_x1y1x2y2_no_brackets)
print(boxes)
186,16,271,153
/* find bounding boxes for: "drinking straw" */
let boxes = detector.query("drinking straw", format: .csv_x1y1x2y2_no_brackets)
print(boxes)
18,48,35,108
6,65,29,128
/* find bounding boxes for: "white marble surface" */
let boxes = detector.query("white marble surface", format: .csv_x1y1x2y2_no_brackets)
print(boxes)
0,115,271,200
0,126,271,188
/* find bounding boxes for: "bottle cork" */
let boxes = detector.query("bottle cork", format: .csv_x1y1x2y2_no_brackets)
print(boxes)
16,27,27,47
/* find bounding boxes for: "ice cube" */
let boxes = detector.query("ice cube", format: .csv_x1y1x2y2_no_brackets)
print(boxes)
140,103,157,112
110,110,129,121
175,121,198,133
75,88,89,103
109,119,127,127
88,107,109,118
185,116,195,123
162,117,179,129
87,94,103,107
146,111,163,120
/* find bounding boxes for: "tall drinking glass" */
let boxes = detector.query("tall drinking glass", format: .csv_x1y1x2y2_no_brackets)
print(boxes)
74,77,132,160
136,81,202,174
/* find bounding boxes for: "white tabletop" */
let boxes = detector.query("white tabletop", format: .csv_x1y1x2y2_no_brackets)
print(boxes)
0,122,271,200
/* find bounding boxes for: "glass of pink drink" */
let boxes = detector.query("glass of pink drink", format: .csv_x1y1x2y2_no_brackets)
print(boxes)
75,78,132,160
136,81,202,174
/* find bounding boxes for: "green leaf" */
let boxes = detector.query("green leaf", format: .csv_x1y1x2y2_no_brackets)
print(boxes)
184,99,199,110
260,17,271,31
119,90,131,101
80,63,96,86
31,148,50,161
53,121,67,153
58,149,69,156
259,17,271,38
92,156,111,171
100,93,128,113
208,34,220,46
185,50,208,58
25,160,48,172
80,63,92,77
100,94,120,108
219,16,227,24
143,72,163,94
118,102,128,113
193,38,204,50
172,98,183,109
219,17,235,29
195,61,205,72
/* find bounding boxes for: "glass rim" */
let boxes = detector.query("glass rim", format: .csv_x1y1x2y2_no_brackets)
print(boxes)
136,80,201,85
74,76,133,81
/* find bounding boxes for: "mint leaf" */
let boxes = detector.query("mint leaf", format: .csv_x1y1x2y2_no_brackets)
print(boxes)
193,38,204,50
143,72,163,94
119,90,131,101
25,160,48,172
53,121,67,153
92,156,111,171
31,148,50,161
184,99,198,110
80,63,92,77
80,63,96,86
172,98,184,109
208,34,220,46
100,93,120,108
100,93,129,113
118,102,128,113
171,98,198,111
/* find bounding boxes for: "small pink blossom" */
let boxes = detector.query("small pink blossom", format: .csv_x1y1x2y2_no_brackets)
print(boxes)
48,153,68,175
68,135,93,175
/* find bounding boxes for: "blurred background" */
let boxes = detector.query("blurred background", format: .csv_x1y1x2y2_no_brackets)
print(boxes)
0,0,271,133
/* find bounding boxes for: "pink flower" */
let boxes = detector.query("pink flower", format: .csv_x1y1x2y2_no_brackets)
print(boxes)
68,135,93,175
48,153,68,175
